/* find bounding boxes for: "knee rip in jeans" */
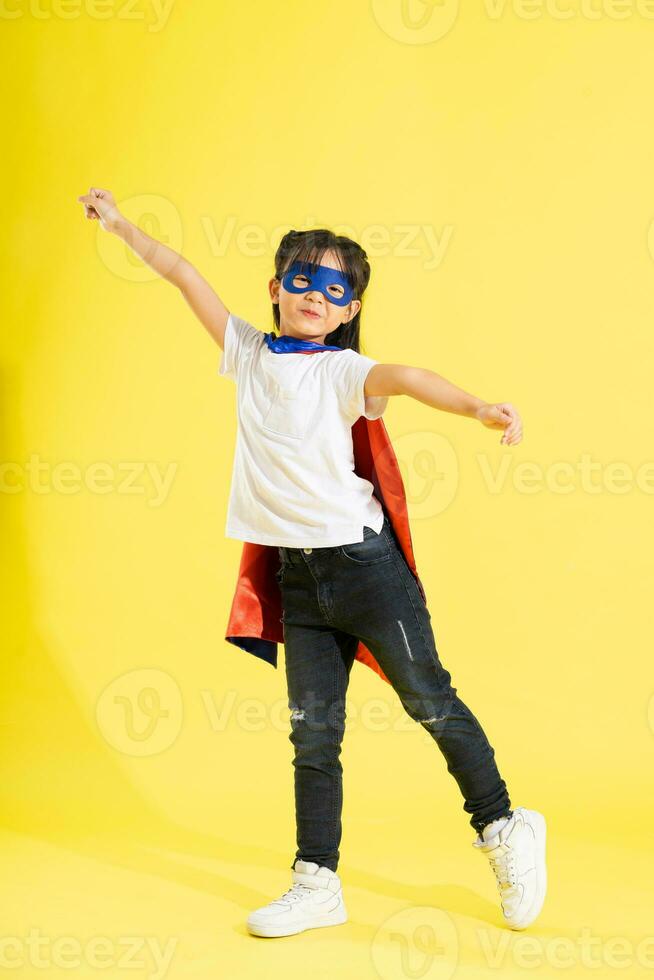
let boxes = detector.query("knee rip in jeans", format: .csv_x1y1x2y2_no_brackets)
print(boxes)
290,707,306,723
417,694,456,727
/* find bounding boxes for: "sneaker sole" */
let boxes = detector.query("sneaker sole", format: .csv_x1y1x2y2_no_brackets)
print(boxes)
247,905,348,938
507,810,547,930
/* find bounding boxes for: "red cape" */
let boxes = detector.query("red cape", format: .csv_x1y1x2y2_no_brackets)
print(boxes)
224,415,427,686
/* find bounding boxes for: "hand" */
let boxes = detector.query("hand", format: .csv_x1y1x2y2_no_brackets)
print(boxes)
475,401,523,446
77,187,122,232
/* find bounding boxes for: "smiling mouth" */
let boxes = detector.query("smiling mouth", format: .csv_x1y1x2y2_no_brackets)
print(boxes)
302,309,321,319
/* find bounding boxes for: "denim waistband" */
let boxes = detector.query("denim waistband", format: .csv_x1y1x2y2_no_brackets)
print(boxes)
278,513,390,565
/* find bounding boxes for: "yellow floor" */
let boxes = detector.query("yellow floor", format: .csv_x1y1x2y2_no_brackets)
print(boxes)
2,818,652,980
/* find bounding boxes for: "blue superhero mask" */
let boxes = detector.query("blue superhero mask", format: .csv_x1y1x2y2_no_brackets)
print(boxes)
281,261,354,307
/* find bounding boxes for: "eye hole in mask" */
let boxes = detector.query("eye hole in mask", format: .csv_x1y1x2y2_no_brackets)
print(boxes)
292,273,345,301
281,260,354,307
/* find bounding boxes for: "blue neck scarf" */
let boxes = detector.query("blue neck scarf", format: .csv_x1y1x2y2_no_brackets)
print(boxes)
264,332,343,354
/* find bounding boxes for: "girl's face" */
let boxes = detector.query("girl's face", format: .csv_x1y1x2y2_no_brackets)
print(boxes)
269,249,361,343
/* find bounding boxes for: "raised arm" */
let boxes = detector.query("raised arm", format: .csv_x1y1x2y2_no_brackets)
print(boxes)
364,363,523,446
77,187,230,349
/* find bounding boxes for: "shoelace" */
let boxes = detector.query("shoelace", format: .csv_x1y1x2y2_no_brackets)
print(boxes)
488,851,518,890
276,883,315,905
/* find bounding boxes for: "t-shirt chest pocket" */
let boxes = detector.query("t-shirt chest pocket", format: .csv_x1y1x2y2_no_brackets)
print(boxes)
262,380,317,440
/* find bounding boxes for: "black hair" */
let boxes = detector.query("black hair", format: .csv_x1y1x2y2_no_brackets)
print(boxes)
271,228,371,353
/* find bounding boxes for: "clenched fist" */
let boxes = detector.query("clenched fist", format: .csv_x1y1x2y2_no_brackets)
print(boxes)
77,187,122,232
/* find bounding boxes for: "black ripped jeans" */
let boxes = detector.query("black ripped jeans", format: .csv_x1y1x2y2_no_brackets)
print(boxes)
277,512,512,873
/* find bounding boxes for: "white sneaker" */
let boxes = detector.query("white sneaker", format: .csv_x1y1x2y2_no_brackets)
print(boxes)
246,860,348,937
472,806,547,929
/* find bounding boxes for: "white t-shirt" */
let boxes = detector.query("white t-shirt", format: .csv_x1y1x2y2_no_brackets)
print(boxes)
218,312,389,547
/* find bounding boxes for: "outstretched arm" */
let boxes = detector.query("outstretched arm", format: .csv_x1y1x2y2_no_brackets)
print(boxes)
77,187,230,349
364,363,523,446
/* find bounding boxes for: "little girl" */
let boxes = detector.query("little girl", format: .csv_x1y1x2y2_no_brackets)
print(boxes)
79,187,547,937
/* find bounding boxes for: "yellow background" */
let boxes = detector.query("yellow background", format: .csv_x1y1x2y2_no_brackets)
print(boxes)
2,0,653,977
